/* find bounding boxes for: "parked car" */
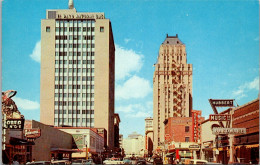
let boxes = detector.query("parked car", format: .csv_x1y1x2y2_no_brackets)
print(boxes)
26,161,52,165
71,159,95,165
184,159,208,164
153,157,163,165
136,159,146,165
123,158,132,164
103,158,125,164
52,160,71,165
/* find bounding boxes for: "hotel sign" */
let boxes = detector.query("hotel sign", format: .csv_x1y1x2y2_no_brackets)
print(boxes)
210,99,234,107
57,13,104,19
212,128,246,135
209,114,231,121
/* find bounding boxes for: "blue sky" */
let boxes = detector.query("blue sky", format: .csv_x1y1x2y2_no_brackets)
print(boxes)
2,0,259,137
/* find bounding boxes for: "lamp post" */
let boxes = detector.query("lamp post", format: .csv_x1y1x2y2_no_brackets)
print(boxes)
86,141,88,160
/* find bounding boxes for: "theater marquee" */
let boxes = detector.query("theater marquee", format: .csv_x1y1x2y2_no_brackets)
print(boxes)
212,128,246,135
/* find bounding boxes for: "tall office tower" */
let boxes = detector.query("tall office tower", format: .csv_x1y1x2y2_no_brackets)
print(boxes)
40,0,115,148
153,34,193,149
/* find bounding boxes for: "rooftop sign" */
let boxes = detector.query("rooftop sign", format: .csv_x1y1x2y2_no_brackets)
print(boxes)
57,13,104,19
210,99,234,107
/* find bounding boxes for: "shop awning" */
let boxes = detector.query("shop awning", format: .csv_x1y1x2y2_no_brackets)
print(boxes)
51,148,82,153
235,144,259,149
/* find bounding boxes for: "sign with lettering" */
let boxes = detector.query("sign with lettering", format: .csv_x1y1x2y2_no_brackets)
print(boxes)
57,13,104,19
24,129,41,139
5,119,24,130
210,99,234,107
209,114,231,121
212,128,246,135
189,145,200,150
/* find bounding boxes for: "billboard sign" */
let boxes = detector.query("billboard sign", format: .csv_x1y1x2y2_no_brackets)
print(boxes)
209,114,231,121
24,129,41,139
210,99,234,107
212,128,246,135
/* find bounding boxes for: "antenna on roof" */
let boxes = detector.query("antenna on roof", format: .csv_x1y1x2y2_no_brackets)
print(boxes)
69,0,74,9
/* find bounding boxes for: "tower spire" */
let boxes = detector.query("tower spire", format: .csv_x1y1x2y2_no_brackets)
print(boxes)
68,0,74,9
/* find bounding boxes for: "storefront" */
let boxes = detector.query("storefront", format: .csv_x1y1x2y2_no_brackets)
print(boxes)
234,133,259,164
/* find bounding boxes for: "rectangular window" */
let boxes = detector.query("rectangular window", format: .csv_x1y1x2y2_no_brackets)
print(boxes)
46,26,51,32
185,137,190,142
185,126,189,132
100,27,104,32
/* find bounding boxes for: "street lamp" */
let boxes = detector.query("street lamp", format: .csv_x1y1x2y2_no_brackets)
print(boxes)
86,141,88,160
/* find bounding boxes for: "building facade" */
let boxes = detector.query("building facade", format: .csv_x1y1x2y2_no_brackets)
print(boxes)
153,34,193,149
57,127,104,160
200,98,259,164
40,0,115,148
24,120,73,162
114,113,120,149
122,132,145,157
145,117,153,157
233,98,259,164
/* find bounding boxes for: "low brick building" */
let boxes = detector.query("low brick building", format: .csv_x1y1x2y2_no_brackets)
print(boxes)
164,110,204,143
233,98,259,164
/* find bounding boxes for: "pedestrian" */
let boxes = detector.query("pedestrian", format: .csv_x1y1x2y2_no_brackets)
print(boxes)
12,159,19,165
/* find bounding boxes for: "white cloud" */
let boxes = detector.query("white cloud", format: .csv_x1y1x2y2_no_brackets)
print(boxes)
129,111,151,118
115,44,143,80
248,77,259,90
30,40,41,63
116,75,152,100
116,101,153,118
13,97,40,110
124,38,131,44
232,77,259,100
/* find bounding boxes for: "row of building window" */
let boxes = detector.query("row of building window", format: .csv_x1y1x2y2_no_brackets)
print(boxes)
55,60,95,65
55,93,94,98
55,76,95,81
54,101,94,106
55,27,95,32
54,118,94,123
54,109,94,114
54,82,94,89
55,35,95,40
55,43,95,48
55,52,95,56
